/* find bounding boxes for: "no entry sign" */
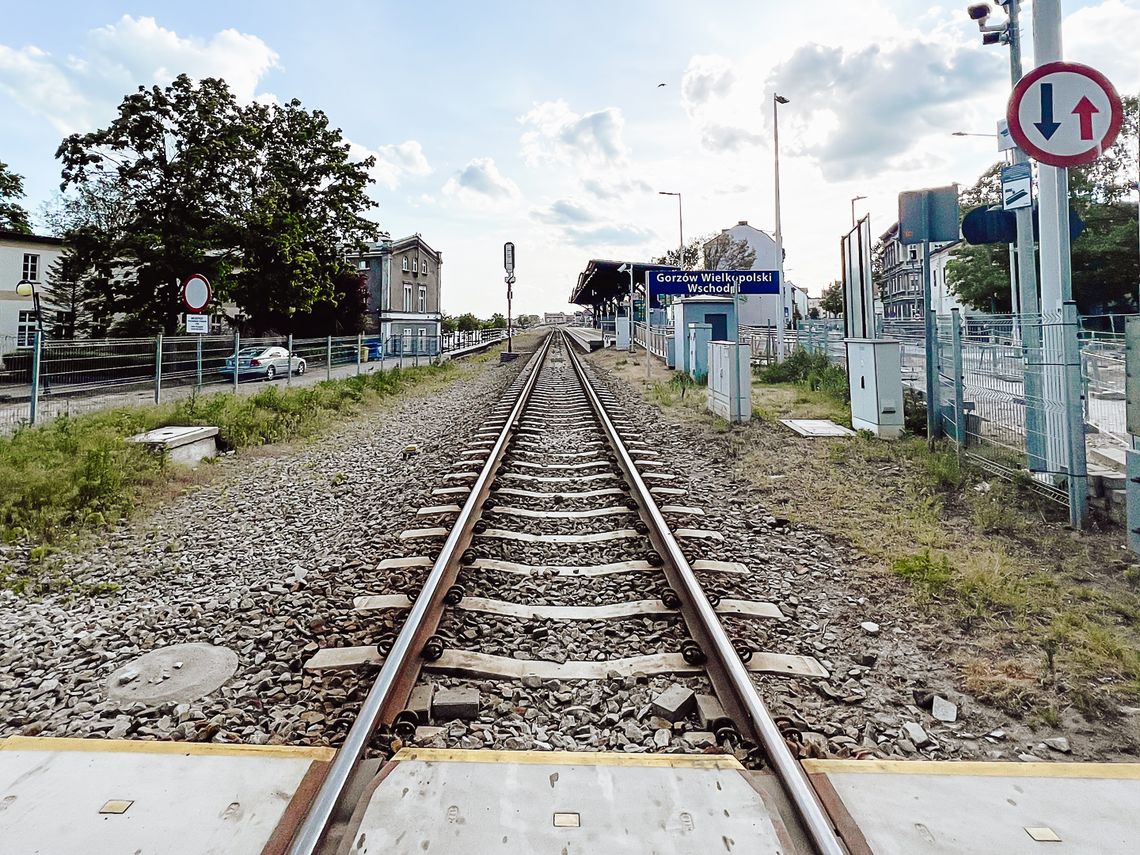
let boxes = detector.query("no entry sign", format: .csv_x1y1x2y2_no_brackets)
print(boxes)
181,274,212,313
1007,61,1123,167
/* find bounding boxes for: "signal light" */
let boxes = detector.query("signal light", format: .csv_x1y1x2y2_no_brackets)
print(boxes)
982,31,1003,45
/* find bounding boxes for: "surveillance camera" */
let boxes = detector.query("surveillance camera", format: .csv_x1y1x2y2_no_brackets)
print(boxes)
967,3,991,20
981,30,1004,45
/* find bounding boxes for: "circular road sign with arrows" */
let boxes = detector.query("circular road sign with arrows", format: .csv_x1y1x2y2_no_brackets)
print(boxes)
1007,61,1122,168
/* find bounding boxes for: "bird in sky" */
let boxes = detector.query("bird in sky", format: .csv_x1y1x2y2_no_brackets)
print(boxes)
657,83,666,87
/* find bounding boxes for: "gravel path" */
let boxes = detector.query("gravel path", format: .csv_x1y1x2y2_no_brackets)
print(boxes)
0,355,526,747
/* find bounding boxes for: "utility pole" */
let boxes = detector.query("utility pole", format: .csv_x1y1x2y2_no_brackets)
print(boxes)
773,94,789,362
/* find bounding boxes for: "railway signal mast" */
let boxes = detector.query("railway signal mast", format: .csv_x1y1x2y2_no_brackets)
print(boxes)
504,242,516,354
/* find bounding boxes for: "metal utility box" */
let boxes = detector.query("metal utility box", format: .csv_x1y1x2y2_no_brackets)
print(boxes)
845,339,904,438
672,296,736,376
707,341,751,423
687,323,712,381
616,316,631,350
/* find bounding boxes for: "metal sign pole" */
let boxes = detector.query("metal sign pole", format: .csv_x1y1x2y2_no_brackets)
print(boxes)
923,238,940,441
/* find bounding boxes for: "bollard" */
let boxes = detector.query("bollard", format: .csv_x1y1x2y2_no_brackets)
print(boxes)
29,330,41,425
287,334,293,387
356,333,362,376
154,333,163,405
233,332,240,393
326,336,332,381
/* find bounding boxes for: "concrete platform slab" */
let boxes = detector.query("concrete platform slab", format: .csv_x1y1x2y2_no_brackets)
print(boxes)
0,736,332,855
805,759,1140,854
344,748,792,854
105,642,238,704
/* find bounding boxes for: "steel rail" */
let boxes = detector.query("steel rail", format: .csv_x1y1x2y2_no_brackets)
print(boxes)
562,332,847,855
286,333,554,855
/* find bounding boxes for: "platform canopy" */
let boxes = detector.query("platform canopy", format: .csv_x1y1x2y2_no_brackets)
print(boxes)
570,260,677,308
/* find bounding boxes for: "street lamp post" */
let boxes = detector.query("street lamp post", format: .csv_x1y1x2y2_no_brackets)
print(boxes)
658,191,683,269
773,93,789,362
850,195,867,227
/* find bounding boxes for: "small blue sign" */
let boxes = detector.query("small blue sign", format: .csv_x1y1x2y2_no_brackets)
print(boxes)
648,270,779,307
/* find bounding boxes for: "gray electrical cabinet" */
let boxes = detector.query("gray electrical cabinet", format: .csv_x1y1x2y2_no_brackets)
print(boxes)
845,339,904,438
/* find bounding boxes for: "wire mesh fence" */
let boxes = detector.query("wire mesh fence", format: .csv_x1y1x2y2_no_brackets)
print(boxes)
0,327,508,432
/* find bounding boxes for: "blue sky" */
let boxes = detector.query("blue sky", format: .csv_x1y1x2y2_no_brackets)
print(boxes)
2,1,1137,316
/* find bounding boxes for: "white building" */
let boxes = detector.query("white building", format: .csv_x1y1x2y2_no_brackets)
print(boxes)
0,230,65,349
702,221,807,328
930,241,972,317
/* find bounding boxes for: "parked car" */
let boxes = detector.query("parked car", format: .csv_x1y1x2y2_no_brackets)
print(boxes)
221,346,305,380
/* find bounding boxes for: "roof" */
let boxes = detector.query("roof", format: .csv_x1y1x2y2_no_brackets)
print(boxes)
570,259,677,306
0,229,66,247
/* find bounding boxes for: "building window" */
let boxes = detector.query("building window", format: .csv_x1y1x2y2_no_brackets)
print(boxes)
22,254,39,282
403,284,413,312
358,259,368,271
17,310,37,347
402,257,409,272
418,286,427,313
423,261,430,275
413,257,418,273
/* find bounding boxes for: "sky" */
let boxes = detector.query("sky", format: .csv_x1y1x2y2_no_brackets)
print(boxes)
1,0,1137,317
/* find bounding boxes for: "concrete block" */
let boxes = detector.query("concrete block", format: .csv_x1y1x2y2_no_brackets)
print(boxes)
408,684,434,723
694,694,728,730
129,425,218,467
650,685,696,723
432,687,480,720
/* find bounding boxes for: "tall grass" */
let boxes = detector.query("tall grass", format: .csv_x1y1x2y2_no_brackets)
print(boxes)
0,363,455,554
755,349,850,403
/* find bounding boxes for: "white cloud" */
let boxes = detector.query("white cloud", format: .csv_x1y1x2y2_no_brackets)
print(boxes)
1064,0,1140,91
442,157,520,204
0,15,279,134
519,100,628,167
529,197,655,249
767,39,1000,180
349,139,431,190
681,55,735,115
580,176,654,200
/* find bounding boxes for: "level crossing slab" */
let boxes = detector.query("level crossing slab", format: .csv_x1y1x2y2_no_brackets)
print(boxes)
0,736,333,855
343,748,793,854
804,758,1140,854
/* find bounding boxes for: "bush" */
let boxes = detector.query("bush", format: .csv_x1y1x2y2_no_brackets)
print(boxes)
755,349,850,403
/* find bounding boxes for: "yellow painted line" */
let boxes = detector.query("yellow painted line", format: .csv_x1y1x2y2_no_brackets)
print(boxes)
394,748,743,770
803,758,1140,780
1,736,336,762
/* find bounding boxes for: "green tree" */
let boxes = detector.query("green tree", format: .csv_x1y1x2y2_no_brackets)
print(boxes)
820,280,844,316
56,75,250,333
440,313,459,334
948,98,1139,314
456,312,480,332
0,159,32,233
485,313,507,330
703,234,756,270
651,234,710,270
229,98,376,332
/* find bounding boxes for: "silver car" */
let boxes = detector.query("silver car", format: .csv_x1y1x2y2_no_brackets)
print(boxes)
222,346,306,381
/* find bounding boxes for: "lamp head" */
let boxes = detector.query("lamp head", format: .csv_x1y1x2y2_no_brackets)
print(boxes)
617,263,631,274
16,280,34,298
775,94,789,104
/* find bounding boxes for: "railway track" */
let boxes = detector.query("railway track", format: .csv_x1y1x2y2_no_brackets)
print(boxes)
291,330,847,854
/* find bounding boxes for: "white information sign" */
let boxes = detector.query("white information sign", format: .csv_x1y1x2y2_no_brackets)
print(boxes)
1001,163,1032,211
186,314,210,334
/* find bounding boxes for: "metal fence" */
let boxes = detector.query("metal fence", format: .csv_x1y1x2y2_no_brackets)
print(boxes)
0,327,507,431
798,312,1131,509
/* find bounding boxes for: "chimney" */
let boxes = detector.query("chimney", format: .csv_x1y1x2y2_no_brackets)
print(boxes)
737,220,748,226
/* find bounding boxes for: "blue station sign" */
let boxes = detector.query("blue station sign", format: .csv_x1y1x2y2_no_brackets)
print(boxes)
647,270,779,306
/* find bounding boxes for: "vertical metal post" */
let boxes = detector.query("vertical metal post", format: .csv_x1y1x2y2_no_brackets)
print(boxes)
196,335,202,390
233,332,240,393
1063,301,1089,527
628,268,635,354
154,333,163,405
356,333,362,375
286,334,293,387
951,308,966,446
773,94,786,363
29,330,41,425
326,336,332,381
923,240,940,440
